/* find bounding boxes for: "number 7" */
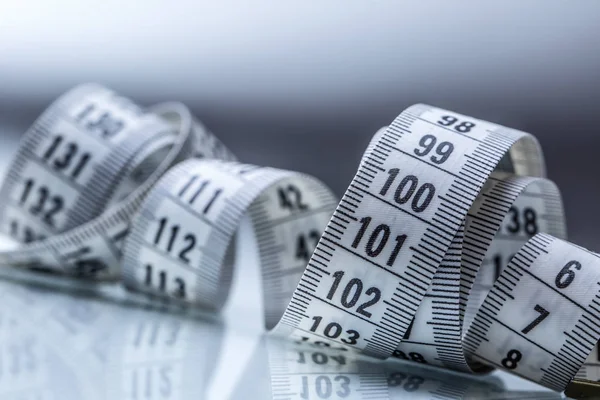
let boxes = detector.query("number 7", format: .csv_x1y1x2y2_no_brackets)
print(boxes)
521,304,549,334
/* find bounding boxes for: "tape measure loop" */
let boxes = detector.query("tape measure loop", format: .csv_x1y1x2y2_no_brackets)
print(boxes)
121,159,337,314
0,87,599,393
0,84,234,279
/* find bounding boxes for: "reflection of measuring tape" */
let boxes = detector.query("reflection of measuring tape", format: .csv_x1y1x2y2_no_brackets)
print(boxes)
0,279,224,400
260,338,561,400
0,84,598,395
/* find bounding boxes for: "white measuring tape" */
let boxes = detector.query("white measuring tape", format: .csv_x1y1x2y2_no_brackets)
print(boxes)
0,84,235,277
0,84,598,395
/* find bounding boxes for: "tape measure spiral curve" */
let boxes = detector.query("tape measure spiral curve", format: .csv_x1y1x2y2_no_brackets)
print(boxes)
0,83,598,393
0,84,235,278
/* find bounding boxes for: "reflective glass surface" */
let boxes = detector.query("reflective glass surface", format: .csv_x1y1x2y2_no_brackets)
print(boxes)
0,260,565,399
0,135,568,399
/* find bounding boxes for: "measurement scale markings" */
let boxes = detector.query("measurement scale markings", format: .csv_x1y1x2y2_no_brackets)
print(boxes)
390,116,414,130
466,224,498,242
466,217,504,234
353,187,456,237
59,114,116,149
457,168,491,191
363,161,385,172
301,288,382,328
331,206,358,219
462,239,490,255
368,150,387,163
317,235,403,280
421,239,448,257
254,205,332,230
377,142,461,179
4,201,59,234
335,209,357,222
401,340,461,350
413,116,485,143
433,209,464,227
285,305,310,319
314,236,336,255
579,316,600,336
353,177,371,190
472,144,505,160
435,207,465,226
478,204,514,220
177,174,199,197
139,241,217,275
27,155,87,192
327,225,346,240
463,153,496,170
163,192,229,236
439,193,472,210
473,204,508,221
309,254,331,269
409,245,444,267
467,220,498,238
564,328,597,351
305,263,330,277
357,167,376,180
301,272,322,285
403,272,430,291
506,263,597,324
365,154,385,166
479,309,577,368
340,197,359,209
416,242,445,260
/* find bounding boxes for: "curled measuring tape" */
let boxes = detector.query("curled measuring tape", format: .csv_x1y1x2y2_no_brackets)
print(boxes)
0,83,235,277
0,85,598,395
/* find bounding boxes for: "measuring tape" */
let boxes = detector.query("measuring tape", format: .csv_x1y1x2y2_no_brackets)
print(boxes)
0,83,235,277
0,84,598,395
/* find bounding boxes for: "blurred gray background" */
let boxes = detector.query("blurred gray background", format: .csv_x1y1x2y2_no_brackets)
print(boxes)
1,0,599,248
